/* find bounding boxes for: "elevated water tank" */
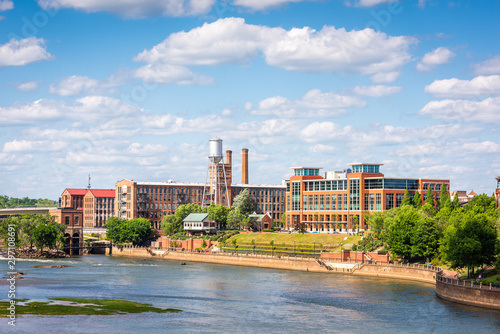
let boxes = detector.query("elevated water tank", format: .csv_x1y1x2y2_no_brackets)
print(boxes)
209,137,223,163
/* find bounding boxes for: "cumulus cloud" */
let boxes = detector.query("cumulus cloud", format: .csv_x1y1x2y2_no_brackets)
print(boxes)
142,114,230,135
0,38,53,67
3,139,67,153
0,0,13,11
419,97,500,124
16,81,39,92
473,55,500,75
424,75,500,98
234,0,304,11
134,63,214,85
352,85,402,97
37,0,214,18
0,96,142,125
370,71,400,83
416,47,455,72
251,89,365,118
49,72,129,96
135,17,416,81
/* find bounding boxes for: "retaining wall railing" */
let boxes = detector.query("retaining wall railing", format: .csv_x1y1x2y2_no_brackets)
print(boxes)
436,274,500,291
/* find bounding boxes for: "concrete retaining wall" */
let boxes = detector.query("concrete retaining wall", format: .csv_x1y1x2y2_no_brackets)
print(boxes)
436,277,500,310
110,246,330,273
353,264,440,284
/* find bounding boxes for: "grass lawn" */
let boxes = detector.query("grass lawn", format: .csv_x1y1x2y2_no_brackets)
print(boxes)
0,298,181,316
227,232,362,249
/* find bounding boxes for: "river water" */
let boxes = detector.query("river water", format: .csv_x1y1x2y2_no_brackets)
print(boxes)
1,255,499,333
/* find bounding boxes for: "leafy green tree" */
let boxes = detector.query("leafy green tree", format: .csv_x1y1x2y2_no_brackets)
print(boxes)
413,190,422,209
401,189,412,206
0,216,21,247
422,187,435,215
160,215,179,235
440,213,498,277
160,203,202,235
351,215,359,233
32,217,66,251
202,204,228,224
227,209,246,230
451,193,460,210
386,206,419,260
231,189,253,215
439,183,451,211
106,217,153,245
411,216,439,263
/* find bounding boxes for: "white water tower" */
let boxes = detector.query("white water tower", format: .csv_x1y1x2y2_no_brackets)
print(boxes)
208,137,223,163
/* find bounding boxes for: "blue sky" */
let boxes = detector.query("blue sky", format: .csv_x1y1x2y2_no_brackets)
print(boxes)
0,0,499,200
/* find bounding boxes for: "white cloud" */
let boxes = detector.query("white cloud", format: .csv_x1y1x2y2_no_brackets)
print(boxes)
251,89,365,118
3,139,67,153
0,96,142,125
416,47,455,72
37,0,215,18
142,114,229,135
134,63,214,85
49,73,128,96
424,75,500,98
419,97,500,124
352,85,402,97
301,122,352,143
16,81,39,92
234,0,304,11
345,0,399,7
309,144,337,153
370,71,400,84
0,0,13,11
473,55,500,75
0,38,53,67
135,17,416,79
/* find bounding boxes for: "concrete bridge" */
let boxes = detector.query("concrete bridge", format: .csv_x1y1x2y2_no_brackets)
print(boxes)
0,207,58,216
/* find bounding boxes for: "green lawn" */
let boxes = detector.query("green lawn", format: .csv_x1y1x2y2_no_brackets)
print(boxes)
227,232,362,250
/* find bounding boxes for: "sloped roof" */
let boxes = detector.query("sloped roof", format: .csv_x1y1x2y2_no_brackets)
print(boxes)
88,189,115,198
249,214,265,222
65,188,88,196
468,190,477,197
183,213,209,222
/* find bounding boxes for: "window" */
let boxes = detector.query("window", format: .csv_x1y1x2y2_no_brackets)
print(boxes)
326,195,330,210
309,195,313,210
386,194,394,210
376,194,381,210
350,178,360,210
320,195,324,210
292,182,301,211
75,216,79,225
314,195,319,210
65,216,70,225
331,194,336,210
396,193,404,207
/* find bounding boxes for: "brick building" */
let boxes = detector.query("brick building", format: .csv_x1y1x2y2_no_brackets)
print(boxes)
115,148,285,230
49,207,83,255
285,163,449,233
83,189,115,230
60,188,87,210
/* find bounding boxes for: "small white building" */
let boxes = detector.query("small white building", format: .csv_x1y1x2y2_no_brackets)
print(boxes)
183,213,219,235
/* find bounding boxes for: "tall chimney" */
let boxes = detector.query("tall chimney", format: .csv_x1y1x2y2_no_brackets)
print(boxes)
226,150,232,165
242,148,248,184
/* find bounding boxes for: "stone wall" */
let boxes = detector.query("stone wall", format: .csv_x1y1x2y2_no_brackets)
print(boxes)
435,276,500,310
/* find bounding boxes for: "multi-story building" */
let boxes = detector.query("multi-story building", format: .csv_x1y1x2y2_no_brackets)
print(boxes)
285,163,449,233
115,148,286,230
83,189,115,230
60,188,87,210
49,207,83,255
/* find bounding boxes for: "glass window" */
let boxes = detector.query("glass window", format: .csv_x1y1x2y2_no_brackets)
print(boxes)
349,178,360,210
331,194,336,210
386,194,394,210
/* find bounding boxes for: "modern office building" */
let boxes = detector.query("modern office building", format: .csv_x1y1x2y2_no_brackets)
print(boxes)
115,148,286,230
285,163,449,233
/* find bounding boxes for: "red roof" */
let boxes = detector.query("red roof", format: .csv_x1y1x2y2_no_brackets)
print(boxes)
65,188,88,196
468,190,477,196
88,189,115,198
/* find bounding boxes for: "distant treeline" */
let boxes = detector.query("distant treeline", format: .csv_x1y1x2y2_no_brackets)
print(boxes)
0,195,58,208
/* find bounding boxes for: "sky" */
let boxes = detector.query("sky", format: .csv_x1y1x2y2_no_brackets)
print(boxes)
0,0,499,200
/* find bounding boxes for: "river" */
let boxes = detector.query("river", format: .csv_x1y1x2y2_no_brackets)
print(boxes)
1,255,499,333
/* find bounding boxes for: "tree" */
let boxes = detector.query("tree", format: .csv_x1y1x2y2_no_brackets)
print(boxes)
386,206,419,260
423,187,435,215
231,189,252,215
451,193,460,210
0,216,21,247
413,190,422,209
411,216,439,263
439,182,451,211
32,217,66,251
351,215,359,233
202,204,228,224
441,213,498,277
227,209,245,230
401,189,412,206
160,215,179,235
106,217,153,245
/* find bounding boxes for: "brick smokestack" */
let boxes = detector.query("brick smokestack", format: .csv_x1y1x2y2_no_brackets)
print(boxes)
242,148,248,184
226,150,232,165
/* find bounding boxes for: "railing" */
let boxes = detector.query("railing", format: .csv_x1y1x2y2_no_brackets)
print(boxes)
436,274,500,291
